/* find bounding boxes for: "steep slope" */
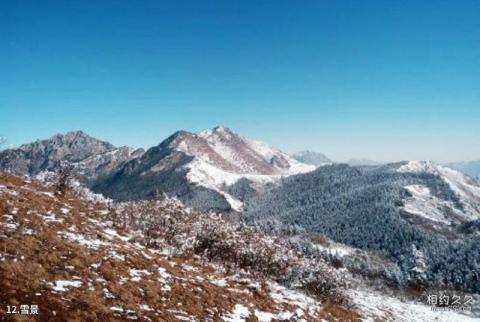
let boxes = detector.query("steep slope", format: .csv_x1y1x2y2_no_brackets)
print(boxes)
0,131,115,175
76,146,145,184
93,126,315,211
291,150,332,167
195,126,314,175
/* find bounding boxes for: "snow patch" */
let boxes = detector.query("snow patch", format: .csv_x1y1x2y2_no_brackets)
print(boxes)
58,231,107,249
129,269,151,282
50,280,82,292
222,304,250,321
398,161,480,220
350,289,478,322
402,185,456,224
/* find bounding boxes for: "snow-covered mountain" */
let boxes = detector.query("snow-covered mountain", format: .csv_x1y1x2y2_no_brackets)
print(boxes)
291,150,332,167
398,161,480,222
173,126,314,177
93,126,315,211
184,126,315,209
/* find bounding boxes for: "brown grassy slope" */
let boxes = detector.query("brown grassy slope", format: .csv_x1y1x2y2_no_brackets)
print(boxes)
0,172,360,322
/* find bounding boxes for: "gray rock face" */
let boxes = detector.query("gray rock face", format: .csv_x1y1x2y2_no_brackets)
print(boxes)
0,131,116,175
76,146,145,183
0,131,145,186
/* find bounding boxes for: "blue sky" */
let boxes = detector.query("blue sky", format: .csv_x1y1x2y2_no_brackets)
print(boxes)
1,0,479,162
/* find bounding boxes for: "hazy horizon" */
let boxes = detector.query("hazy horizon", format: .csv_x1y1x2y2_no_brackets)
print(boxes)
2,1,479,163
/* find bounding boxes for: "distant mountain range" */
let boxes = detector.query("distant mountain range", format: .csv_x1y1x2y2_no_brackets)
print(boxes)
292,152,381,167
291,150,332,166
346,158,381,166
1,128,479,215
0,127,314,211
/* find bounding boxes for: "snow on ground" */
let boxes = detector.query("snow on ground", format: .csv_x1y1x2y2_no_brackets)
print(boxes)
245,138,315,175
0,184,18,196
185,155,313,211
403,184,458,224
129,268,152,282
209,278,228,287
40,212,64,223
313,239,354,258
398,161,480,220
185,157,280,186
254,309,306,322
220,282,316,322
185,158,277,211
41,191,56,198
58,231,107,249
110,306,124,313
103,228,131,242
50,280,83,292
222,304,250,322
1,213,19,230
181,127,316,210
268,282,320,316
157,267,172,291
349,289,478,322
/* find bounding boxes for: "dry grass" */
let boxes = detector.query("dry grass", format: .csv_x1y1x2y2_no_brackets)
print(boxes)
0,172,362,321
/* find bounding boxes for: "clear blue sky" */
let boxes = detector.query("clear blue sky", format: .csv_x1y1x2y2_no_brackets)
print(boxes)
1,0,479,162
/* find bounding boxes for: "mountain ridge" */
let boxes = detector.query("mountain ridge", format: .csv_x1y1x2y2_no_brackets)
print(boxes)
92,126,315,211
0,130,117,175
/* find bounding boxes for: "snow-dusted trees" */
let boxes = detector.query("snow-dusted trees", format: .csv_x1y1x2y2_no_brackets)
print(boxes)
243,164,480,292
410,244,428,286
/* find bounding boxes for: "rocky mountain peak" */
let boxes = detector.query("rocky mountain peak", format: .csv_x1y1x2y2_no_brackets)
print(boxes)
1,131,116,175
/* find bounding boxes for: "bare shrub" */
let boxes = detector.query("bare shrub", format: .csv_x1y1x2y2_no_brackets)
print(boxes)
110,199,346,304
53,161,77,195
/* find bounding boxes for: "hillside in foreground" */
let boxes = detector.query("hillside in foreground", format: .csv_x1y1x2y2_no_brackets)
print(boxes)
1,172,478,321
0,172,356,321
